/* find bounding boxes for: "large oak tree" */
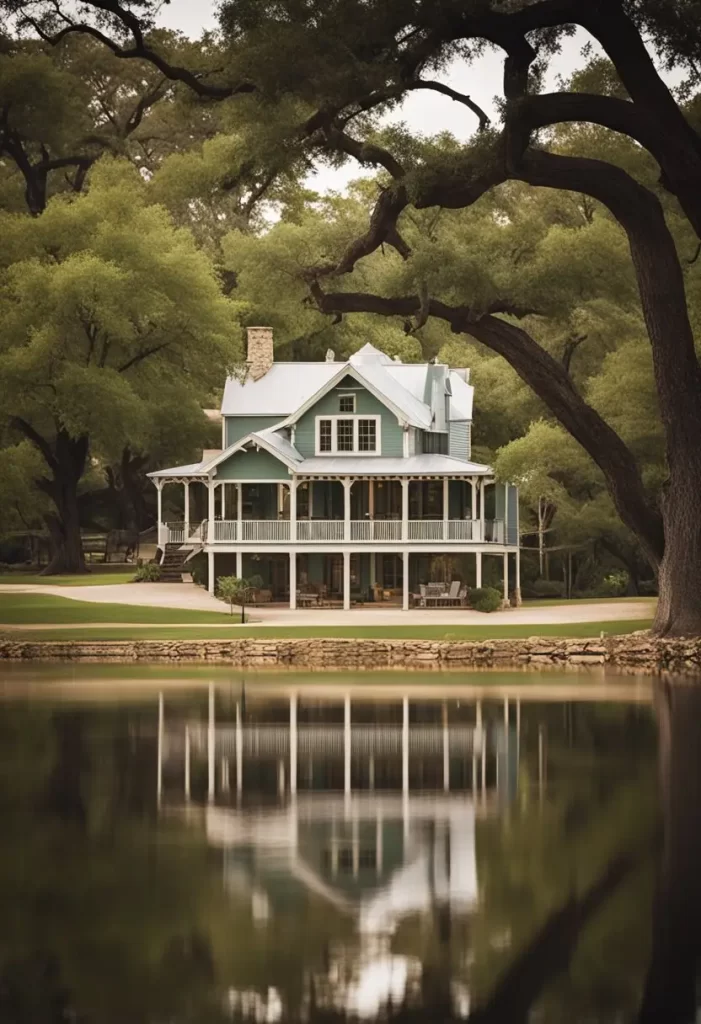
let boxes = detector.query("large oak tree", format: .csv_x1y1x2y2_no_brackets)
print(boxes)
4,0,701,633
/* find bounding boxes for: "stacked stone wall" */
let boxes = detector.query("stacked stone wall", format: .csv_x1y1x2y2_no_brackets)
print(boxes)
1,634,701,674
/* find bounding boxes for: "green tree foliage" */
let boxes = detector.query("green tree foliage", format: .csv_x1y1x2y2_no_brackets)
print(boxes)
216,574,263,620
0,158,239,571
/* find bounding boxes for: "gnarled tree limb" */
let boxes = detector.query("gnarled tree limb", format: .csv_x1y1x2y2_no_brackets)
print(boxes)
310,285,664,566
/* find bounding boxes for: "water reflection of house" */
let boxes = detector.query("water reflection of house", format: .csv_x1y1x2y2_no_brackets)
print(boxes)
155,690,519,935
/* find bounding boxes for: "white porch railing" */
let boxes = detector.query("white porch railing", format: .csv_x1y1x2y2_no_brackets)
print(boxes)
171,517,507,544
165,522,186,545
241,520,291,542
214,520,237,542
297,520,345,542
408,519,503,543
350,519,402,542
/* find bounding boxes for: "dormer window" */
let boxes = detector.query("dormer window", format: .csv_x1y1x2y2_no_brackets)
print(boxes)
339,394,356,413
316,415,381,455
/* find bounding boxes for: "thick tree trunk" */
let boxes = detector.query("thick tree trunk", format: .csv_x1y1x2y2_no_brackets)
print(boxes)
638,683,701,1023
654,466,701,635
37,431,90,576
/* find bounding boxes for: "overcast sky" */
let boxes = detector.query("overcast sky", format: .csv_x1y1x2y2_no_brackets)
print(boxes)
153,1,630,193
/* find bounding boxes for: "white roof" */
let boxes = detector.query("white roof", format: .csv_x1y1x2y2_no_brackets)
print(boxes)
349,360,433,429
221,363,341,416
295,454,492,476
148,457,217,478
221,347,472,424
449,371,474,420
254,426,303,464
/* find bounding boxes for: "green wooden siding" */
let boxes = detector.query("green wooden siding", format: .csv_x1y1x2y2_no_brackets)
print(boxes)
449,420,470,461
294,385,404,458
216,447,289,481
225,415,284,448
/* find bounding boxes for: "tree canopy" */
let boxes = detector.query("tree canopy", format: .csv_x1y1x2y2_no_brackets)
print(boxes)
1,0,700,632
0,158,240,570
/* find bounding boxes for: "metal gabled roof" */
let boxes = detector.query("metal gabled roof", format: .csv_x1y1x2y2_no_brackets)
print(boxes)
293,454,492,477
221,363,342,417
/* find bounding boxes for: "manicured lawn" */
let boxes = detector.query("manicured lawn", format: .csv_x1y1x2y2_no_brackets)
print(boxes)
523,596,655,607
0,572,134,586
0,620,652,642
0,594,233,625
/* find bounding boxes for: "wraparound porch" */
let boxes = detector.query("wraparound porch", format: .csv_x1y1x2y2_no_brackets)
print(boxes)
206,549,521,611
154,475,518,550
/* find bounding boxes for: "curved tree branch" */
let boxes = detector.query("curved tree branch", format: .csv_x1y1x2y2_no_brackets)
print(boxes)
22,14,253,99
310,285,664,566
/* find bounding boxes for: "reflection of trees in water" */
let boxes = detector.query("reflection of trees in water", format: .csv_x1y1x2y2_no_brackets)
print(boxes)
4,693,696,1024
638,682,701,1024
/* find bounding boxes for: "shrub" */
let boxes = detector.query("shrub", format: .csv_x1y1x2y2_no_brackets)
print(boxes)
216,574,263,620
469,586,502,613
601,569,629,597
189,553,208,589
133,562,161,582
530,579,565,599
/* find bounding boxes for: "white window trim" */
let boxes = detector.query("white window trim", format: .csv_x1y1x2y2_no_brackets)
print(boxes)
338,392,356,413
315,414,381,456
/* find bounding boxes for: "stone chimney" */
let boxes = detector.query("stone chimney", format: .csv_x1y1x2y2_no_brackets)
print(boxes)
246,326,274,381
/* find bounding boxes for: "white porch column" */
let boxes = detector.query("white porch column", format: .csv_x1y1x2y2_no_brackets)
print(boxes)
344,694,351,795
207,550,215,594
289,479,297,542
401,478,409,542
220,483,226,520
207,685,215,803
183,481,190,534
503,551,509,604
343,550,351,611
237,482,243,541
207,480,215,541
156,480,164,547
480,478,486,540
443,478,449,540
402,550,410,611
235,551,243,578
515,545,522,605
289,694,298,795
289,551,297,610
475,550,482,589
157,691,164,808
343,478,352,542
471,476,477,521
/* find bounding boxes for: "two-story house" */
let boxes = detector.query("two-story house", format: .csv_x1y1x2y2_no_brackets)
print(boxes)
148,327,520,609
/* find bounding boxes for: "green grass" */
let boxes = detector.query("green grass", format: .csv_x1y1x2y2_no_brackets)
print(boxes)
0,593,234,625
0,572,134,586
0,620,652,643
522,596,655,607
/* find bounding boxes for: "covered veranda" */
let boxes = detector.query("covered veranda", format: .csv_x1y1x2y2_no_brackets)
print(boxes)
209,549,521,611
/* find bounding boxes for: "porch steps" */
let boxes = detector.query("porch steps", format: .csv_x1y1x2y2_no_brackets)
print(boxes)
157,543,190,583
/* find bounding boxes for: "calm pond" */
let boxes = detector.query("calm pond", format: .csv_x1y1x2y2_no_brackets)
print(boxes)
0,666,698,1023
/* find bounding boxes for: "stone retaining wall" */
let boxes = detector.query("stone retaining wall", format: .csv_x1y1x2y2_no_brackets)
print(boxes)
1,634,701,674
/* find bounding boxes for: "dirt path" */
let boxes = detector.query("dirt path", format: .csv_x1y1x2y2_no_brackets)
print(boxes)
0,582,655,627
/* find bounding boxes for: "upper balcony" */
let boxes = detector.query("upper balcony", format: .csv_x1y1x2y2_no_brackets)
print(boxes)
161,517,507,547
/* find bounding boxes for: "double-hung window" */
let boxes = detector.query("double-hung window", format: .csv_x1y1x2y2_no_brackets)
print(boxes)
315,415,381,455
